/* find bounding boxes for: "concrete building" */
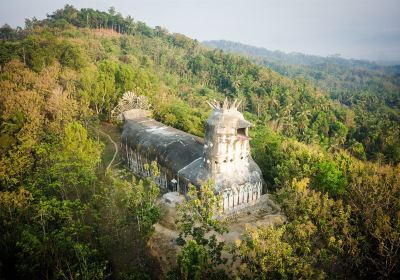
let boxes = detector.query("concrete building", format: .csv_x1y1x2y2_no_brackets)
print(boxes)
121,99,263,212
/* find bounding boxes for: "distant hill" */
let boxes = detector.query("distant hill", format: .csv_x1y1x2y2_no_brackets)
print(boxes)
203,40,400,106
203,40,398,68
203,39,400,163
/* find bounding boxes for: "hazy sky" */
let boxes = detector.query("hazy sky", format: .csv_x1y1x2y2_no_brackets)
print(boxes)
1,0,399,62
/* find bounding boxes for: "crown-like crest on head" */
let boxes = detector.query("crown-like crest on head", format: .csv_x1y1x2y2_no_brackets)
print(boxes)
207,98,242,112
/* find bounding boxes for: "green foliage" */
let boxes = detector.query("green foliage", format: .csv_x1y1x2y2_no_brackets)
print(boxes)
329,121,348,147
236,225,312,279
204,40,400,164
94,171,160,276
172,182,228,279
0,24,162,277
175,240,209,280
312,161,347,196
348,140,367,160
251,126,325,190
93,60,118,116
35,122,102,199
4,5,398,164
250,125,399,278
154,99,207,137
16,199,108,280
344,163,400,277
236,178,352,279
0,188,108,279
0,5,399,279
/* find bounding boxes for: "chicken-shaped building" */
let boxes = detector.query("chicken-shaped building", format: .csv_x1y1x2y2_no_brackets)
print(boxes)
121,99,263,212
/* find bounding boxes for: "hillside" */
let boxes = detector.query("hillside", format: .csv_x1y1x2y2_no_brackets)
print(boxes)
203,39,400,112
204,40,400,163
0,5,399,279
203,39,400,89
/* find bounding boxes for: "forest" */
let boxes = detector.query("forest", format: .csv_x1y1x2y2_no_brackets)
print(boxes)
0,5,399,279
204,40,400,164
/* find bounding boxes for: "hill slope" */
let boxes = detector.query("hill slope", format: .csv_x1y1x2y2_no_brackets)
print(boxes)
0,5,399,279
4,14,398,163
203,40,400,162
202,39,400,93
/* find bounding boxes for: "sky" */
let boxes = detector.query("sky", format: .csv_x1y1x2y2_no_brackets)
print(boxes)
1,0,399,62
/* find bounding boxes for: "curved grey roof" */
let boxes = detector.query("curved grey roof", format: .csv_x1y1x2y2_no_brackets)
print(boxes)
121,117,204,174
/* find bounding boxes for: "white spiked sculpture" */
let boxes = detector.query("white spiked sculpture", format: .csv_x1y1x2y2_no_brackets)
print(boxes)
206,98,243,111
111,91,151,121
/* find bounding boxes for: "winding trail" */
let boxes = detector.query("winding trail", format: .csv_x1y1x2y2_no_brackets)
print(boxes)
98,129,118,172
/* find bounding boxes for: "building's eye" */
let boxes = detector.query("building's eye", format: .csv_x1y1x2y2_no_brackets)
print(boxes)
230,159,233,162
223,160,227,163
215,161,218,164
241,157,244,160
237,128,246,136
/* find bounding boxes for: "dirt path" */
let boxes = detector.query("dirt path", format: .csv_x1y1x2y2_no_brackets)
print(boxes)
98,129,118,172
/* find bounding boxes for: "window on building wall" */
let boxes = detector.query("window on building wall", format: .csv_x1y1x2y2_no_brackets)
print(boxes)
237,127,246,136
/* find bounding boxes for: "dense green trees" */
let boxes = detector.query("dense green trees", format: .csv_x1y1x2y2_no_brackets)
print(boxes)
170,183,228,279
0,20,162,278
0,5,399,279
204,40,400,164
36,122,102,200
235,177,352,279
4,5,397,164
248,125,399,278
344,162,400,277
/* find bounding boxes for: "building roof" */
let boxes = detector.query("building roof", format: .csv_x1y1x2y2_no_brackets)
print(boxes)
121,117,204,174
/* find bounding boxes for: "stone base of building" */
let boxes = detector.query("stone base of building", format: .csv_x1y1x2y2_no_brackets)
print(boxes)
222,194,279,215
220,182,262,212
